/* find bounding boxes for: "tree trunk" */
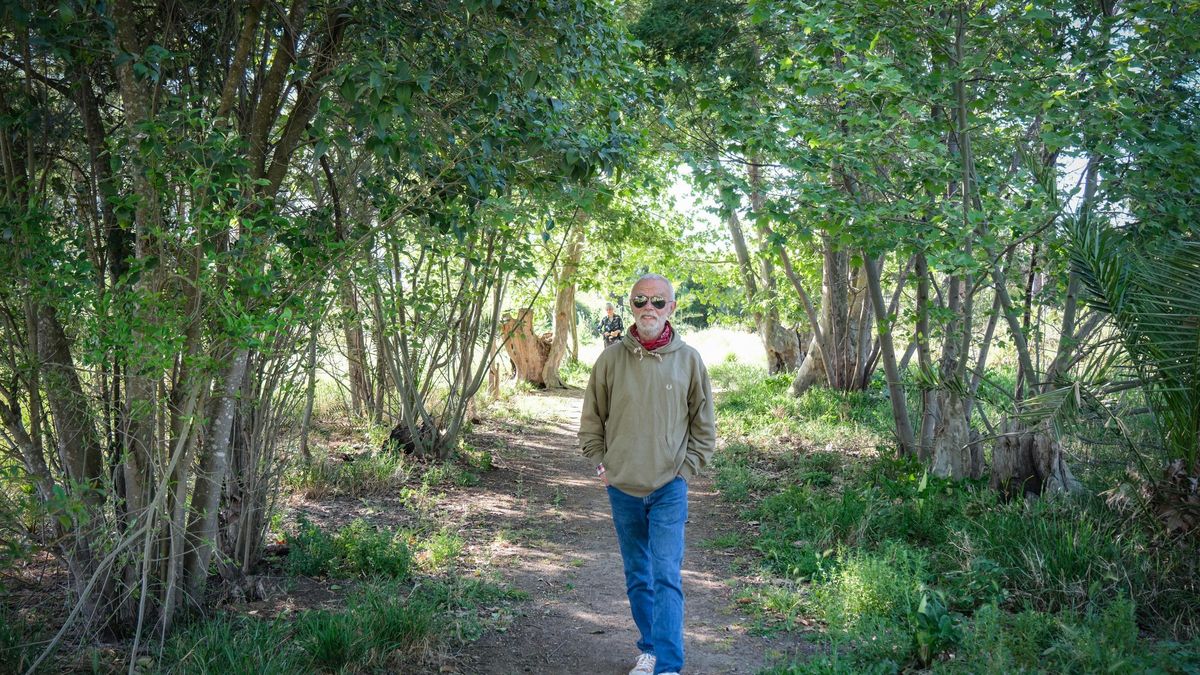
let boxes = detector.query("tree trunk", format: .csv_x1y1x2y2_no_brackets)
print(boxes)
34,304,110,616
862,254,917,456
327,156,372,419
929,391,983,479
182,347,250,605
542,225,584,388
792,238,876,395
748,159,801,373
502,310,552,387
299,317,321,463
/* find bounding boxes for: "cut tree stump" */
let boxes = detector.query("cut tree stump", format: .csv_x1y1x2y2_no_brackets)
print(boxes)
991,418,1079,499
501,309,552,387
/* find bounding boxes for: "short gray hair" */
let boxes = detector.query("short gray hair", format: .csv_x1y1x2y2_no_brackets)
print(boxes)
632,273,674,301
605,302,615,310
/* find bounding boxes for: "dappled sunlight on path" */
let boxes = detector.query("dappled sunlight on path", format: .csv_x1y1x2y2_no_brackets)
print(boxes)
438,388,813,674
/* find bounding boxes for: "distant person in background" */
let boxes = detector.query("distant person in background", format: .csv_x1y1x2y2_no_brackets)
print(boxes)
598,302,624,347
579,273,717,675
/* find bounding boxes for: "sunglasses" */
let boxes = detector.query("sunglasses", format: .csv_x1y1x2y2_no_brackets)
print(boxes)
631,294,668,310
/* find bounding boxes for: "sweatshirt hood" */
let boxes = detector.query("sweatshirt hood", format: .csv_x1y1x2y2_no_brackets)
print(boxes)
619,326,685,360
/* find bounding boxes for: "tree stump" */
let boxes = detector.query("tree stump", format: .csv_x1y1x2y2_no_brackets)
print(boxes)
991,418,1079,499
500,309,552,388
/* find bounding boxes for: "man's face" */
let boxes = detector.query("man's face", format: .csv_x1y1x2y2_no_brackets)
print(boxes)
606,306,614,316
629,278,675,340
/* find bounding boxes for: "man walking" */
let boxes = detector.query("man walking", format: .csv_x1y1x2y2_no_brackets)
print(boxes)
579,273,716,675
598,301,625,346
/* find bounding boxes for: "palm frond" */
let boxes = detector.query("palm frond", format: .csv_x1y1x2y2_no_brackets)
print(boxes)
1069,221,1200,466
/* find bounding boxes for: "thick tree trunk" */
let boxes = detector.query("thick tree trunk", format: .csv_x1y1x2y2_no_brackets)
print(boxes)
792,238,875,395
502,310,552,387
930,392,983,479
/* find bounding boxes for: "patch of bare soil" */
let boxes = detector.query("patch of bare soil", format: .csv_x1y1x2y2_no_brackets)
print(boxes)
433,389,813,674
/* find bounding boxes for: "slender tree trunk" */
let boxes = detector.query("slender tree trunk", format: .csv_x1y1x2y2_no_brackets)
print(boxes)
542,224,584,388
35,305,110,614
748,159,801,373
299,317,321,463
929,6,985,480
182,347,250,604
862,254,917,456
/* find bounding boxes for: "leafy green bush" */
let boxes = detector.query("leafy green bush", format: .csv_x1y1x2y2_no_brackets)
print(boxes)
339,519,414,579
418,529,464,572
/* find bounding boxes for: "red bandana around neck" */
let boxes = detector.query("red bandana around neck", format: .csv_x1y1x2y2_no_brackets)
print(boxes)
630,321,673,351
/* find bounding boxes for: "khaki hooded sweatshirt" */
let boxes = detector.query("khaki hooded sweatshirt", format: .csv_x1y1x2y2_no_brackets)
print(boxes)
578,328,717,497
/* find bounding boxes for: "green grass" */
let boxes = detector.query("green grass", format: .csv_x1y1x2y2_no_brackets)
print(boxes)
710,364,1200,673
284,449,412,498
286,517,413,579
160,574,525,674
0,607,39,674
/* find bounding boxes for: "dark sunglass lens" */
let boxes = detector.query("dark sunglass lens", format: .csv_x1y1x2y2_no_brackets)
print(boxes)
632,296,648,308
651,298,667,309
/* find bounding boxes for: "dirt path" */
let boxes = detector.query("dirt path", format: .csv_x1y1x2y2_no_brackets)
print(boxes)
438,389,811,674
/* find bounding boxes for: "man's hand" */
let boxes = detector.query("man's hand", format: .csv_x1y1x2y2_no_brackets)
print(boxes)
596,464,608,486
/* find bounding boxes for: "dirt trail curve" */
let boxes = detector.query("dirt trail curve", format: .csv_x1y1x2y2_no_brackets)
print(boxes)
441,389,811,674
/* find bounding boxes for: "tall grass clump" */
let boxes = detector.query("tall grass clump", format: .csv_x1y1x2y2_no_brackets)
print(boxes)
161,615,305,674
284,449,412,498
296,610,368,671
0,607,38,675
710,362,892,446
951,495,1152,614
162,575,525,673
286,517,412,579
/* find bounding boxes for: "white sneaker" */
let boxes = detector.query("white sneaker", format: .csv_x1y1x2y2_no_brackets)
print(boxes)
659,672,681,675
629,652,656,675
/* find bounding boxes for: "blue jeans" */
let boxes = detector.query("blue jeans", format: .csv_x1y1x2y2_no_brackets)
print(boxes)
607,476,688,674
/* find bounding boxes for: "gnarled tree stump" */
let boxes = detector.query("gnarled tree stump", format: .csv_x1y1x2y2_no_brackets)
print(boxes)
991,418,1079,499
500,309,552,388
